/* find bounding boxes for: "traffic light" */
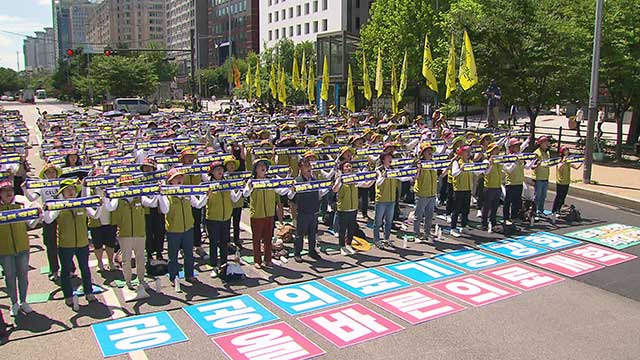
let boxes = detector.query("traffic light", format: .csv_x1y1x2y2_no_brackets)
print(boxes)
103,48,118,56
65,48,83,57
66,49,75,56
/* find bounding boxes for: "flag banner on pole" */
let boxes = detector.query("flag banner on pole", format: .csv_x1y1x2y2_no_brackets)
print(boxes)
341,171,377,184
294,179,333,193
356,148,383,156
160,185,210,196
0,208,40,225
301,50,307,95
292,49,300,90
346,64,356,112
459,30,478,90
44,196,102,211
398,50,408,103
308,61,315,104
252,178,295,190
269,62,277,99
375,48,383,98
24,178,68,189
422,34,438,92
255,60,262,98
84,175,120,188
105,184,161,199
387,168,418,178
420,160,453,170
363,51,372,101
445,33,457,99
321,55,329,102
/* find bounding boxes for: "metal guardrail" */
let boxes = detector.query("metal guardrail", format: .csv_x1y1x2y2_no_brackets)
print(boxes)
525,123,638,156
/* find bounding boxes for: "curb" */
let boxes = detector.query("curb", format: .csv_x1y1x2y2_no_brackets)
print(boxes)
525,177,640,212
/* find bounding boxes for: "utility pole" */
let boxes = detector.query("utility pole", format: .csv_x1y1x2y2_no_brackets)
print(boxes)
228,6,233,96
583,0,604,184
190,29,197,111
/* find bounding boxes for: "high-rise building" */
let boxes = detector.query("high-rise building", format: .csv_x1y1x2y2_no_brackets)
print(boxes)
69,2,97,46
209,0,259,66
166,0,209,72
259,0,374,51
86,0,166,50
24,27,56,71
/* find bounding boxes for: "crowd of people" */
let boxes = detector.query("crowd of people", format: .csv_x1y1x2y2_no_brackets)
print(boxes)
0,104,584,344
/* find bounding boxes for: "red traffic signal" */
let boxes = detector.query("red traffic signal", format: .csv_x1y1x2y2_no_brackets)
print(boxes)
66,49,74,56
103,49,117,56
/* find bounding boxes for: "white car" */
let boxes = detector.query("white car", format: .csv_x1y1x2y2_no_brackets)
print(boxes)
113,98,151,115
0,96,7,101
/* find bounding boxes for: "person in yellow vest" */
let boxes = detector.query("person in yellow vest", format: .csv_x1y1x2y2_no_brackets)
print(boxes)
224,157,244,251
374,153,398,249
203,160,243,280
551,145,583,224
450,145,474,237
442,136,466,222
502,137,533,222
105,174,157,293
473,133,493,217
86,168,117,272
43,179,102,306
532,136,552,217
23,162,63,281
158,168,206,286
481,142,503,232
179,147,208,261
242,159,284,269
140,158,165,262
413,142,437,242
0,180,41,316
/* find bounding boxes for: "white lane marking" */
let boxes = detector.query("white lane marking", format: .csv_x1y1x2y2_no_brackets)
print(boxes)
129,350,149,360
102,288,126,320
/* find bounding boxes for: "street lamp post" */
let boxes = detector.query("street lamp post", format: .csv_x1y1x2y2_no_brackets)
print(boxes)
583,0,604,184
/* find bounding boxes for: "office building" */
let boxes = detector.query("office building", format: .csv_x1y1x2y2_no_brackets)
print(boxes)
166,0,209,70
209,0,259,66
23,27,56,71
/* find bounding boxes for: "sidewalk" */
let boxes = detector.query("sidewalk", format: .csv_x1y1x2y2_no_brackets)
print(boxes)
526,163,640,211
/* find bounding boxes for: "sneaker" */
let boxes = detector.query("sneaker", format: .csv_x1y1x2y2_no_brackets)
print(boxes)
340,247,350,256
64,297,73,307
345,246,356,255
294,255,303,263
136,287,149,299
488,223,493,234
551,213,557,225
254,263,262,269
86,294,97,303
210,268,218,278
10,303,19,317
327,229,338,237
450,229,461,238
375,241,386,250
195,247,209,261
48,271,60,282
140,281,151,290
20,302,33,314
126,281,135,290
476,210,482,218
185,276,199,283
309,251,323,260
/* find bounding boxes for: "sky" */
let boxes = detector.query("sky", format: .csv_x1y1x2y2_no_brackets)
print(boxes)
0,0,53,71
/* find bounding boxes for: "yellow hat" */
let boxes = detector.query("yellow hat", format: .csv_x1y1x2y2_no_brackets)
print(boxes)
351,237,371,252
419,142,435,154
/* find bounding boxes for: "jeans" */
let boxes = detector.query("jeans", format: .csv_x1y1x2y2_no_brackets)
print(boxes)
374,202,395,243
338,211,357,247
475,176,485,209
167,229,194,281
445,181,455,215
413,196,436,236
534,180,549,214
145,208,165,259
59,246,92,299
192,207,203,247
232,207,242,247
295,213,318,255
504,185,523,220
42,220,60,274
358,187,370,217
482,188,501,227
552,184,570,213
0,251,29,304
451,191,471,229
205,219,230,268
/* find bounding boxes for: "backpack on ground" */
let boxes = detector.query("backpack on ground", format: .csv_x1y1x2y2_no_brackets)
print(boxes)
559,204,582,223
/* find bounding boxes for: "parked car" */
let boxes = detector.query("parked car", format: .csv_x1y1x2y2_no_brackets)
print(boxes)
113,98,151,115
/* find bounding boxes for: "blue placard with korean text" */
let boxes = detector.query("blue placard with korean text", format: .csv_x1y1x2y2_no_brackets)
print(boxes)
434,248,508,271
259,280,350,315
385,258,464,284
324,268,410,298
516,232,581,250
479,239,551,260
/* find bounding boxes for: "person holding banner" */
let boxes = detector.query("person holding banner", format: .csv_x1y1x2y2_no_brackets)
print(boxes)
0,180,41,316
43,179,102,307
413,143,438,242
158,168,206,286
86,168,117,273
374,153,398,249
551,146,583,225
243,159,285,269
224,157,244,251
178,147,208,261
532,136,552,217
289,157,328,262
105,174,157,293
141,158,166,262
474,134,493,217
23,162,64,281
203,161,243,280
450,146,474,237
502,137,532,223
482,143,502,232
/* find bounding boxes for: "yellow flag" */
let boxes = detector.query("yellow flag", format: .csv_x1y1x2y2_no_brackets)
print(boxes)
245,64,252,100
292,49,300,90
346,64,355,112
321,55,329,102
422,33,438,92
374,48,383,98
300,50,307,96
278,65,287,106
398,50,408,103
308,61,315,105
390,61,398,114
233,62,242,89
269,62,277,99
254,60,261,98
445,33,457,99
459,29,478,90
362,51,372,101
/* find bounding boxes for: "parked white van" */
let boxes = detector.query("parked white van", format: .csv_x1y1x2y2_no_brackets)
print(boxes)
113,98,151,114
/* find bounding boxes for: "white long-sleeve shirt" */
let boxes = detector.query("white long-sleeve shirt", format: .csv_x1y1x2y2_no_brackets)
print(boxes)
43,204,101,224
157,194,206,214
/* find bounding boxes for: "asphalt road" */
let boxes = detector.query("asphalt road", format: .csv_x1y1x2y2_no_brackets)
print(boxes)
1,101,639,360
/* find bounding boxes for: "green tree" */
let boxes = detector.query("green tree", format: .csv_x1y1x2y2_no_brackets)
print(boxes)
86,56,159,99
599,0,640,159
0,67,24,94
140,42,178,82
